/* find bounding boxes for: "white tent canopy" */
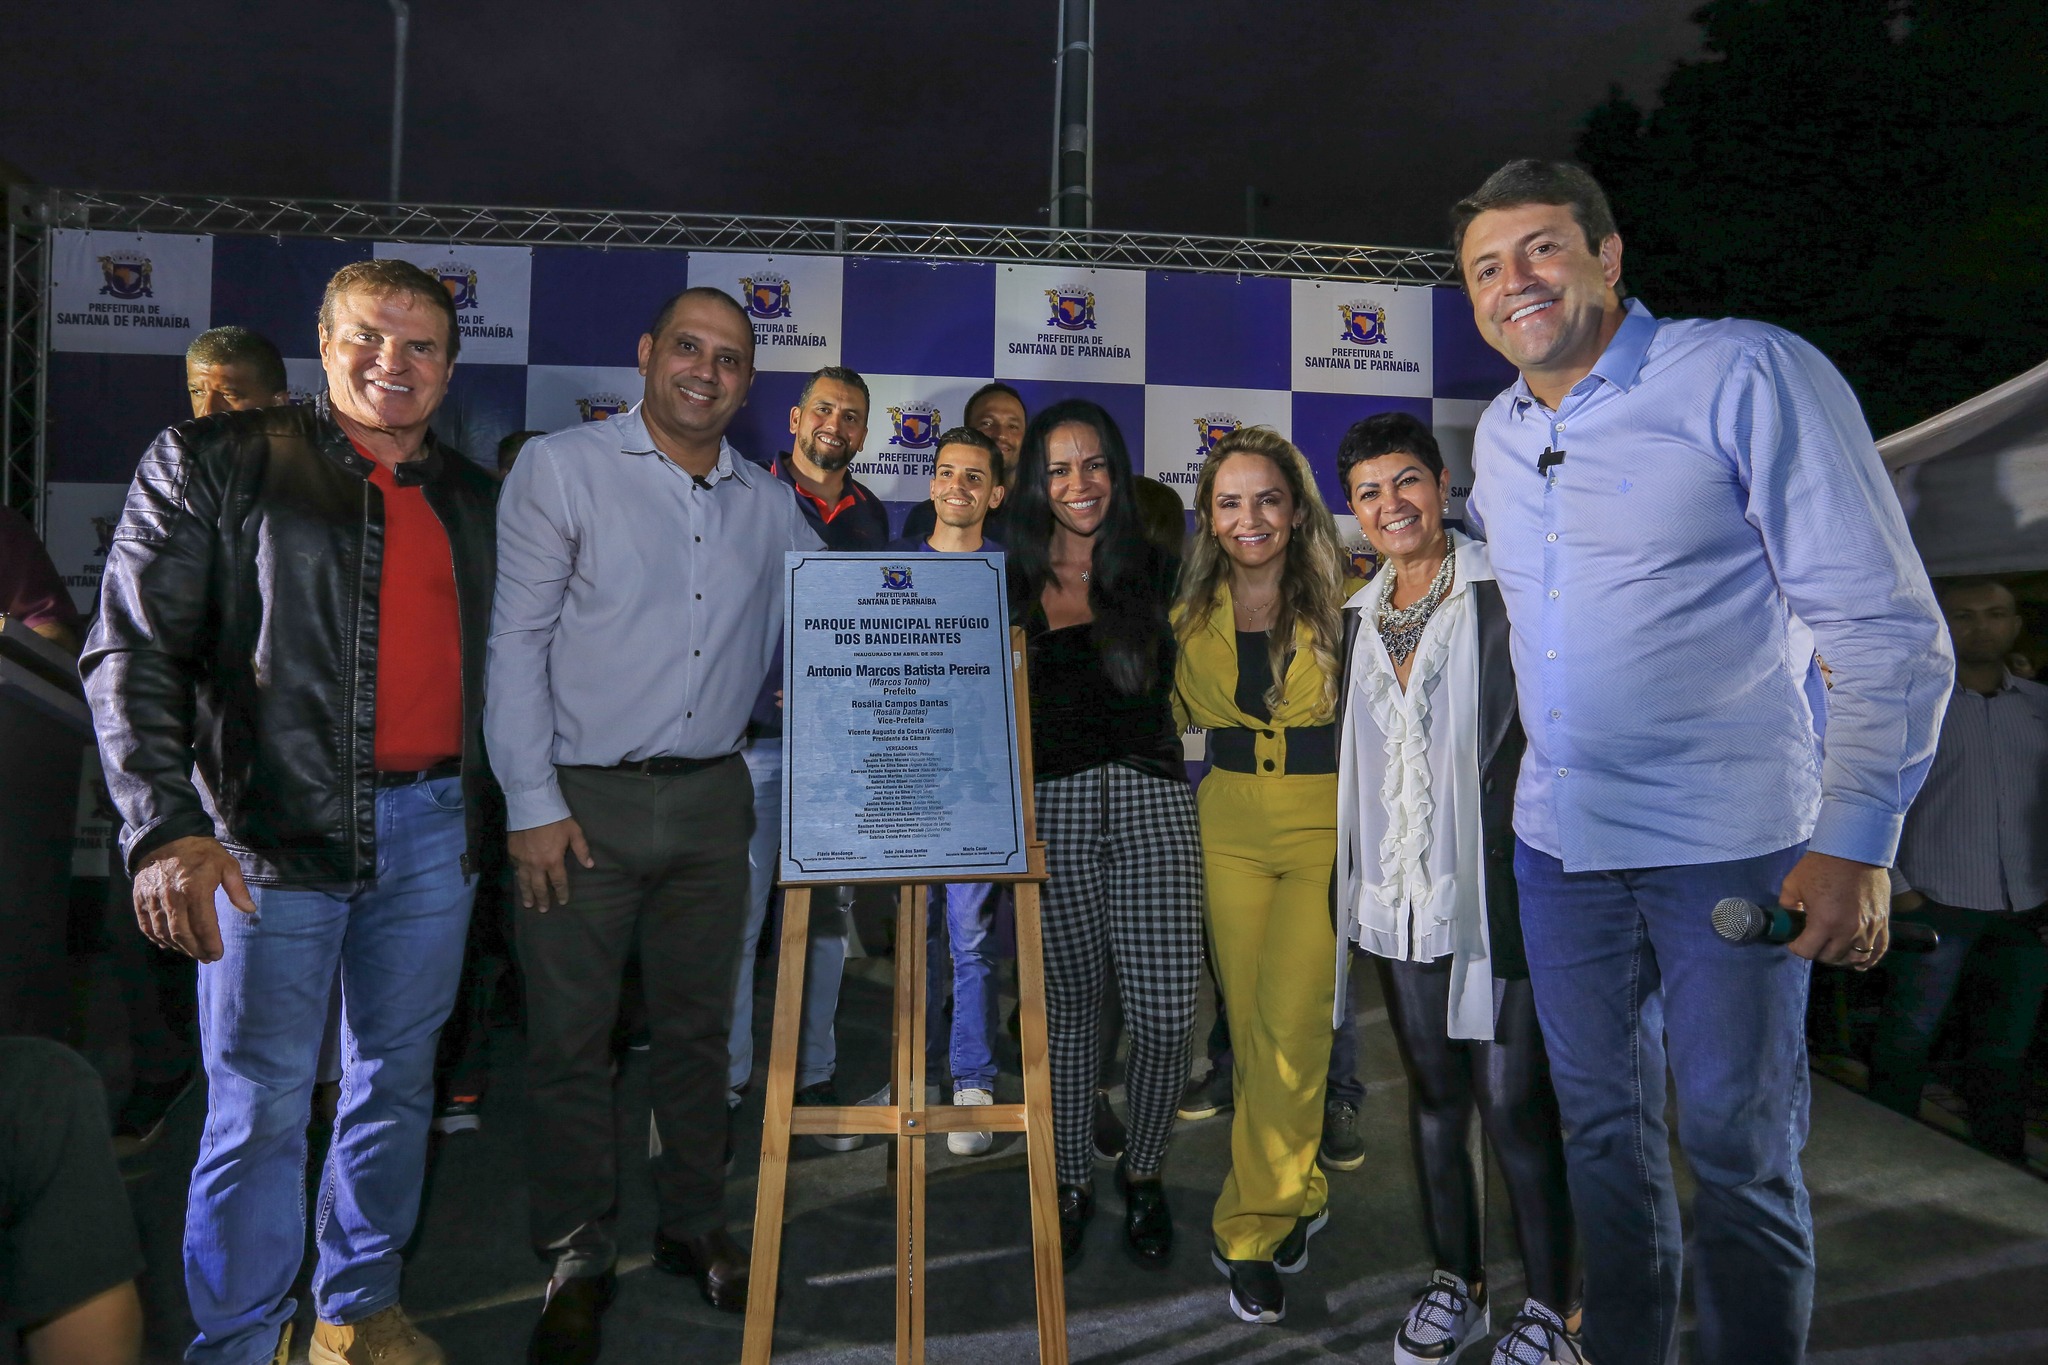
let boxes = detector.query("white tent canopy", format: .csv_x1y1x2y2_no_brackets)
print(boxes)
1883,356,2048,577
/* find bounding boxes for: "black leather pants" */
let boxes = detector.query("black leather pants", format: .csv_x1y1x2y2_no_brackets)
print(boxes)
1378,954,1579,1310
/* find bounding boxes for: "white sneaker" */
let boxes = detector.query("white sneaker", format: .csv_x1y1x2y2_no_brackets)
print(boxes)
1489,1298,1588,1365
948,1087,994,1155
1395,1269,1489,1364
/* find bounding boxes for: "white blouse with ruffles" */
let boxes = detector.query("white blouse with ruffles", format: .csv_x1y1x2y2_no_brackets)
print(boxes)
1336,529,1496,1040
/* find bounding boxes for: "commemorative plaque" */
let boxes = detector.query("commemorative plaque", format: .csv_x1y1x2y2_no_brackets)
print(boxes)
779,551,1028,883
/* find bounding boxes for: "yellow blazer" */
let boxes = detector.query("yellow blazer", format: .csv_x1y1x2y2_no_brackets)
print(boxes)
1172,580,1362,776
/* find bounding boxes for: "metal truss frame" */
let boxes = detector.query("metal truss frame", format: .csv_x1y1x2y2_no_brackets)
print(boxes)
18,188,1457,284
4,186,1459,525
3,187,53,529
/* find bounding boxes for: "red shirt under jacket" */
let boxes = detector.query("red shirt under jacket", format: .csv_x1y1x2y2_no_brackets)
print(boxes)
364,451,463,771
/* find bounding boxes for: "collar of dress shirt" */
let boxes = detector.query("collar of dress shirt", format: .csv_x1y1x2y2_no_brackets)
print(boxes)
1957,670,2021,697
1508,296,1660,420
608,402,755,487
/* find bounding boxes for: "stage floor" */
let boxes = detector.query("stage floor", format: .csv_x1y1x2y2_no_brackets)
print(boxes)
114,953,2048,1363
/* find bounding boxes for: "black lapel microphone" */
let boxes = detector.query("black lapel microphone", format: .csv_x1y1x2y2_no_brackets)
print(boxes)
1537,446,1567,474
691,474,713,490
1711,898,1938,954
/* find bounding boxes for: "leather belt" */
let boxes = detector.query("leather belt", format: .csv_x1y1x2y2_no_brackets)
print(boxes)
373,757,462,788
577,753,737,777
1208,724,1337,775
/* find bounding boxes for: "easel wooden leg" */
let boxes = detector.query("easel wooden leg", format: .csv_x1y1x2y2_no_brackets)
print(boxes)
1013,879,1069,1364
894,885,929,1365
742,886,813,1364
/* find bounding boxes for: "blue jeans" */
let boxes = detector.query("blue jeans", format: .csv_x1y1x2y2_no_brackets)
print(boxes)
185,777,473,1365
729,741,850,1097
926,883,999,1091
1514,839,1813,1365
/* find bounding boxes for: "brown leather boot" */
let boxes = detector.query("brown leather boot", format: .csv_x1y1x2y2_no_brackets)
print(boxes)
309,1304,445,1364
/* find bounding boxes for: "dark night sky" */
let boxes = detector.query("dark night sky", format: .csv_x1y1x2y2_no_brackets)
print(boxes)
3,1,1705,250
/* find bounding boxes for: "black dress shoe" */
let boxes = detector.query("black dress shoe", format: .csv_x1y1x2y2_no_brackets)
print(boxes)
528,1269,616,1365
1114,1158,1173,1266
1057,1183,1094,1268
1211,1250,1284,1324
652,1227,750,1312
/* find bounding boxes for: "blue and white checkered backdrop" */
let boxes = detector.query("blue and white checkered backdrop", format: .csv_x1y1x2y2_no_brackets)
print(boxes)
42,228,1515,613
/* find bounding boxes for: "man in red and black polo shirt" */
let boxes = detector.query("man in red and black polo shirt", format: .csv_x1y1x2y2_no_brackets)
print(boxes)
728,367,891,1143
84,259,497,1365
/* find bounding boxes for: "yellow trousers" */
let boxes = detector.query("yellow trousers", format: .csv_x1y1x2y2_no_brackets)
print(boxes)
1199,769,1338,1260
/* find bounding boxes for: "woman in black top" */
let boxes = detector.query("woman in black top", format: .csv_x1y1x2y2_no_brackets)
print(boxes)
1007,399,1204,1270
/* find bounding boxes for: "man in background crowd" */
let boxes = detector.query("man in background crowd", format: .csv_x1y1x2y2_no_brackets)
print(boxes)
0,506,78,657
892,426,1007,1156
1457,158,1950,1365
185,325,289,418
896,382,1025,546
0,504,83,1043
1871,578,2048,1161
1,1037,145,1365
83,258,500,1365
490,288,821,1362
497,429,545,480
727,367,888,1151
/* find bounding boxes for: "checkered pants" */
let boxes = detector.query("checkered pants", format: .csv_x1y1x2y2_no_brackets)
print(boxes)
1035,762,1205,1186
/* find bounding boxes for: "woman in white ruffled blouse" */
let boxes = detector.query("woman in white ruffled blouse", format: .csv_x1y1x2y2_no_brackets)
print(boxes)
1332,412,1582,1365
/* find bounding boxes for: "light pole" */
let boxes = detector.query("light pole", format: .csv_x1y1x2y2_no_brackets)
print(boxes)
387,0,410,203
1048,0,1094,228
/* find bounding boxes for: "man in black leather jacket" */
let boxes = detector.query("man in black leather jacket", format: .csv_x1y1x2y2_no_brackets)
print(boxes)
81,258,496,1365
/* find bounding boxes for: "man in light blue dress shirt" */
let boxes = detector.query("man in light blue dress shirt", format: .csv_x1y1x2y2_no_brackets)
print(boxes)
1455,160,1952,1365
487,287,823,1363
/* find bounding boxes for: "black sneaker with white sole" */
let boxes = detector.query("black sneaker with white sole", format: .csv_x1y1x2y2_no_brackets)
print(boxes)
1210,1250,1284,1324
1395,1268,1488,1364
1319,1098,1366,1171
1273,1206,1329,1274
1176,1067,1233,1121
794,1081,860,1153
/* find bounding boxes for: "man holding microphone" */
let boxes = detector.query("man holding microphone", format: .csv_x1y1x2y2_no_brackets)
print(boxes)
1455,160,1951,1364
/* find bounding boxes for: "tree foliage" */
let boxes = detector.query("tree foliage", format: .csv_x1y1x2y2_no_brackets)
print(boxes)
1576,0,2048,437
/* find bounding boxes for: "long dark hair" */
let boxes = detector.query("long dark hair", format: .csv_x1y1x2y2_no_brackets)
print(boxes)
1007,399,1169,695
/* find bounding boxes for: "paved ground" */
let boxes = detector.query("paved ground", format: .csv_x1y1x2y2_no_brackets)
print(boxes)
113,952,2048,1363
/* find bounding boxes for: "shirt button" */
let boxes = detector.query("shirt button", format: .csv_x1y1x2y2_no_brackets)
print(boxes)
695,535,702,542
695,593,703,600
1557,768,1569,777
1548,590,1559,599
1263,759,1275,772
1262,730,1274,739
1546,650,1557,660
1546,532,1558,542
1551,708,1562,719
686,711,693,719
693,650,701,657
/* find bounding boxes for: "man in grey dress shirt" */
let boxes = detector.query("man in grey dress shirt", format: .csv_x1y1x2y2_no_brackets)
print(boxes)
487,286,822,1364
1871,577,2048,1160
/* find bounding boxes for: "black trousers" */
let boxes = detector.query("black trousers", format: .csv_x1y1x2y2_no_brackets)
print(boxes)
1379,954,1579,1312
518,759,752,1278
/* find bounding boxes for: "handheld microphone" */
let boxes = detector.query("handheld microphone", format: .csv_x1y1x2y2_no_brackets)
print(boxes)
1711,898,1938,954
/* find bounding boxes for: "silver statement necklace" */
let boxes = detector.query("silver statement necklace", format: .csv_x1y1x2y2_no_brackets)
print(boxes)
1375,544,1456,667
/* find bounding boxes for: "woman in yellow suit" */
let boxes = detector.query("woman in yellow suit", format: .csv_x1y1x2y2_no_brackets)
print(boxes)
1172,426,1354,1326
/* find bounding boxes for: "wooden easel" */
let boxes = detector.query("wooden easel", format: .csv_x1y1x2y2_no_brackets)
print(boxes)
742,628,1066,1365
